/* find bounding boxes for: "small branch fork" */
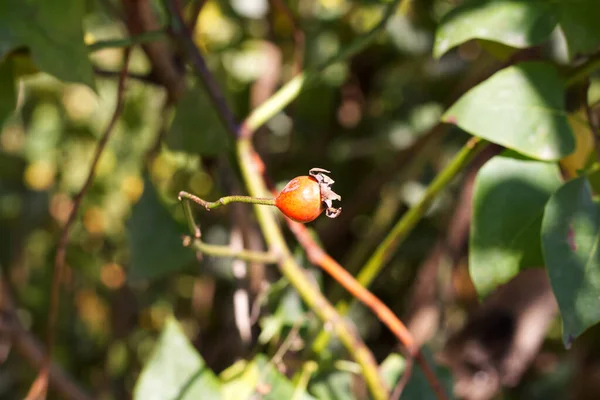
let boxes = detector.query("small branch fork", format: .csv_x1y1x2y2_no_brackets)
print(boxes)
167,0,449,398
166,1,391,398
178,193,279,265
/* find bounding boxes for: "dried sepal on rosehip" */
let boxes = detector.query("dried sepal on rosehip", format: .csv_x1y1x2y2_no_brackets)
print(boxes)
275,168,342,223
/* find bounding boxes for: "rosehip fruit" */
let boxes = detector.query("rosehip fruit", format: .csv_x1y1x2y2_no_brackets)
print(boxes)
275,168,341,223
275,176,322,223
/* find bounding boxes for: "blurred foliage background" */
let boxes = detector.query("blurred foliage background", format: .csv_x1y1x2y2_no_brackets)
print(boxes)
1,0,600,399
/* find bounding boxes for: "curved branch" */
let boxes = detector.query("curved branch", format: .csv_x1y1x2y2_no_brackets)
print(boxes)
166,0,398,397
25,49,132,400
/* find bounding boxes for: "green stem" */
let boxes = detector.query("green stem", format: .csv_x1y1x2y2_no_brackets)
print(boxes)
314,46,600,354
87,29,167,52
190,239,279,264
332,132,444,300
180,194,202,238
237,139,389,400
179,193,279,263
179,191,276,210
179,180,389,399
169,0,406,396
349,51,600,294
356,137,486,287
312,137,488,354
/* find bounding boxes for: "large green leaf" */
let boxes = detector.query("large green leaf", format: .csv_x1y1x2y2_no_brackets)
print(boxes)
470,153,562,296
134,317,222,400
443,62,574,161
166,85,230,156
127,176,194,281
434,0,600,60
221,355,315,400
0,0,95,88
541,176,600,347
434,0,557,59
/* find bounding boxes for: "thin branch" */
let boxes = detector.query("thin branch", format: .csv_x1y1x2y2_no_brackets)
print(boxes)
403,144,500,348
353,137,487,293
306,138,485,368
122,0,184,101
287,218,448,400
329,128,445,293
321,126,445,250
170,0,402,140
167,0,392,396
348,47,600,310
165,0,240,137
93,66,160,85
179,191,276,210
164,0,446,396
180,158,390,399
311,41,600,397
189,238,280,264
87,28,167,52
25,48,132,400
187,0,207,32
237,140,391,400
391,356,414,400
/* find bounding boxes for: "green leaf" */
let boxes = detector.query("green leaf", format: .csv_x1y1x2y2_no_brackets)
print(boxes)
134,317,222,400
470,153,563,296
443,62,574,161
221,355,315,400
541,176,600,347
127,176,194,281
0,0,95,88
166,85,230,156
433,0,600,60
558,0,600,58
0,59,16,126
433,0,557,59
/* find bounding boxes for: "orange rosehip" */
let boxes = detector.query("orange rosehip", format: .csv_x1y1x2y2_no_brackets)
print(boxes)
276,176,323,222
275,168,342,223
